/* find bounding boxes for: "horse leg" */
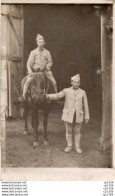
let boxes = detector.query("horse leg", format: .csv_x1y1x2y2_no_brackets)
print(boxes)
33,108,39,147
43,108,50,146
24,103,28,135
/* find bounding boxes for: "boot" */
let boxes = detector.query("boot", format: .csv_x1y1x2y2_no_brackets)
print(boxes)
19,83,28,102
75,147,82,154
19,95,26,102
64,146,72,153
64,134,72,153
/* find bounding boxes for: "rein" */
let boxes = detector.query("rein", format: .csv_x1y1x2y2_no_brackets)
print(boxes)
43,79,49,95
42,77,50,103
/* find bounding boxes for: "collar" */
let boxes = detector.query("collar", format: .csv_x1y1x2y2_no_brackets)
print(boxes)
37,47,44,51
72,87,80,91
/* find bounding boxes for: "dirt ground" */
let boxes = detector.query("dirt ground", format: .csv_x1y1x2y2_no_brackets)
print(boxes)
6,107,112,168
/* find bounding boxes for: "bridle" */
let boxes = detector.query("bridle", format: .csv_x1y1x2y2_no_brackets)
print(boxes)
29,71,51,103
42,77,50,103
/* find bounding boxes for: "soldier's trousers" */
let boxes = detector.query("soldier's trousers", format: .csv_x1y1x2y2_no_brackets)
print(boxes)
65,122,82,148
22,74,34,97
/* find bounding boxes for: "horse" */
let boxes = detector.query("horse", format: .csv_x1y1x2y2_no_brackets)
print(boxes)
21,72,54,147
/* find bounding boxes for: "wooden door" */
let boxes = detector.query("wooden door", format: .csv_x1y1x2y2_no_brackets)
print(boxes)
1,5,24,117
100,10,112,150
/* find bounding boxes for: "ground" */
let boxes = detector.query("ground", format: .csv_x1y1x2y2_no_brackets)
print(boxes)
6,107,112,168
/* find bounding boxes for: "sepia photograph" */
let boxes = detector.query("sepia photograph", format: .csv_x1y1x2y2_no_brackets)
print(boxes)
1,1,113,174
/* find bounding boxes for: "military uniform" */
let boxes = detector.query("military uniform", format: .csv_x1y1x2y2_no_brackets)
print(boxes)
27,47,53,73
48,76,90,153
22,44,57,99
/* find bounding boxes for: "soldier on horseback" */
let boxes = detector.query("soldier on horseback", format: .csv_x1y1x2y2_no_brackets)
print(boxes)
19,34,57,101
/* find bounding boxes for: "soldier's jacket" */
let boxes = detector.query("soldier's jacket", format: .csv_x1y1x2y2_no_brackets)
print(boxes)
49,87,90,123
27,47,53,73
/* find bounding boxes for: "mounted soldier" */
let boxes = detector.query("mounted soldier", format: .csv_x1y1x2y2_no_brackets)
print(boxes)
19,34,57,101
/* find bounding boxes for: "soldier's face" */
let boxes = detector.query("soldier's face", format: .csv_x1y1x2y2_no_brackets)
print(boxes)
71,80,80,89
37,39,45,48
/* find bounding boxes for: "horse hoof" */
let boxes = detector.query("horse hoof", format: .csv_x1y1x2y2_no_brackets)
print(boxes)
33,142,39,147
44,141,49,146
23,131,28,135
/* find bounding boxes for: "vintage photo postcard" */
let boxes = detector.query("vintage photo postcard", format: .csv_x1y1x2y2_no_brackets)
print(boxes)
1,0,115,180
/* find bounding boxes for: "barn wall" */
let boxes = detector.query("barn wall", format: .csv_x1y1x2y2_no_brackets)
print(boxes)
24,4,102,113
1,4,24,166
1,5,24,118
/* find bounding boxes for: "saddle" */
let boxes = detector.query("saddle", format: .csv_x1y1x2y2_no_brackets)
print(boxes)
31,67,45,73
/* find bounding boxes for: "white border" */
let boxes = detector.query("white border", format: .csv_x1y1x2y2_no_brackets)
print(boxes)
1,0,113,4
1,0,115,181
1,168,115,181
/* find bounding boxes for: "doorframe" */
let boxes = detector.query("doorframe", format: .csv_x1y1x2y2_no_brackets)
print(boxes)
112,4,115,168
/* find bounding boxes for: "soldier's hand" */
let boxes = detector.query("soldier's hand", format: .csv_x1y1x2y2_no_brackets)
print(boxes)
85,119,89,124
28,69,33,74
42,94,50,99
46,94,51,99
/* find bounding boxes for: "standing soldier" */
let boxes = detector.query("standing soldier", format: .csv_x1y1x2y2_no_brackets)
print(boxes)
46,74,90,153
19,34,57,101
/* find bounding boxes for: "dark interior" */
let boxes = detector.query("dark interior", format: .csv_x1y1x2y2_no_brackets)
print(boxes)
24,4,102,117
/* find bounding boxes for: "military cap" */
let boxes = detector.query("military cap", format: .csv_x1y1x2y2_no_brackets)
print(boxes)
71,74,80,82
36,34,44,41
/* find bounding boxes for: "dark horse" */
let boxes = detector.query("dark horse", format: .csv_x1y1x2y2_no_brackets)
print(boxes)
21,72,54,147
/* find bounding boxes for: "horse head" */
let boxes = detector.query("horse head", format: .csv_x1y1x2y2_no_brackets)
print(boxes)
28,72,53,105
